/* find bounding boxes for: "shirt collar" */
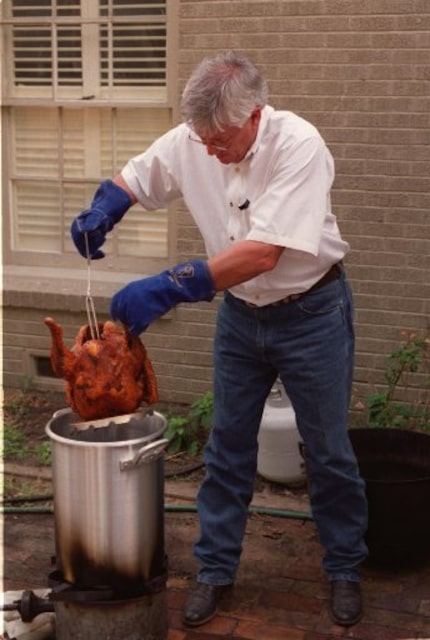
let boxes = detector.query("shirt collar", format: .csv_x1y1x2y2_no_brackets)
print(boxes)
243,104,273,161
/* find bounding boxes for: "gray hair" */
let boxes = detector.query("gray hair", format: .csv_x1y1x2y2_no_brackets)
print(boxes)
181,50,268,134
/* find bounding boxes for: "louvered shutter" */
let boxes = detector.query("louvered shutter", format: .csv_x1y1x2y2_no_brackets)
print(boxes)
11,107,92,252
4,0,167,100
4,1,83,99
109,108,170,258
11,106,170,257
4,0,172,265
11,107,62,251
100,0,166,90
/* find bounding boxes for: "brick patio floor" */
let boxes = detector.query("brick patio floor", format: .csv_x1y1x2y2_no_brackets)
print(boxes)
3,477,430,639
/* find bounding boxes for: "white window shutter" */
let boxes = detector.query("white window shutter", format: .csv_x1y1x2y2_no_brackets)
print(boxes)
62,109,86,178
11,107,61,252
5,0,171,265
12,107,59,177
109,108,171,258
13,181,62,252
6,0,167,99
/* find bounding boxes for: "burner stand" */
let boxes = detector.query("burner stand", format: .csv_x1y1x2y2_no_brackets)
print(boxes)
48,569,168,640
54,591,168,640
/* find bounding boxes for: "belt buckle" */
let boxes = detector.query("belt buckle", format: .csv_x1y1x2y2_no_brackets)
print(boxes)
246,289,307,309
287,293,302,303
273,293,302,306
269,293,302,307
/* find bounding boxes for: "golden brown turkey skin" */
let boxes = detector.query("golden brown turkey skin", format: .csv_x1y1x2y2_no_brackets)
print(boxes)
44,318,158,420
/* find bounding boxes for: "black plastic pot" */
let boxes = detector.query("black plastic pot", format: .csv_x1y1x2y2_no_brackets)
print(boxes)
349,427,430,568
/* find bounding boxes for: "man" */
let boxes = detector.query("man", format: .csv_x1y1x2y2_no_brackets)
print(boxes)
71,50,368,628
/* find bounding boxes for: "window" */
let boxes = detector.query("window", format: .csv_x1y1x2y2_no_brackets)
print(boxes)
2,0,176,271
3,0,169,100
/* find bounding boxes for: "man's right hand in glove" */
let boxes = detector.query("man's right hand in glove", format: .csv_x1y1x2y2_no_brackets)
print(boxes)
70,179,133,259
111,260,216,335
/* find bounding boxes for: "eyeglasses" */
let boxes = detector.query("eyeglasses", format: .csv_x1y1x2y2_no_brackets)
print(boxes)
188,133,230,152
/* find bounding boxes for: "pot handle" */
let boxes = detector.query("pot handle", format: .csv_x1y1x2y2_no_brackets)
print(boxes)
120,438,169,471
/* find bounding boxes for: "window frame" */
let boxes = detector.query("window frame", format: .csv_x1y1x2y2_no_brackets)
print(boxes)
1,0,176,104
1,0,179,275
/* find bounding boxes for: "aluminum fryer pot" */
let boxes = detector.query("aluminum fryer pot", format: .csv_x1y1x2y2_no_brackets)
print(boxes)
46,408,168,594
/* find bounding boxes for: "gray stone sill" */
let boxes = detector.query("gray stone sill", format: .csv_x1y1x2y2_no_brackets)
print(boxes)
3,265,146,314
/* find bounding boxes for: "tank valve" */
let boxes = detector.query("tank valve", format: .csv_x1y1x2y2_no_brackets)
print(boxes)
1,589,54,622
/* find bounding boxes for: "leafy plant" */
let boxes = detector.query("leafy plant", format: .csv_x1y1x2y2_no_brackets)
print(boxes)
3,423,30,460
13,481,35,497
165,391,214,456
4,391,31,420
35,441,52,466
365,332,430,430
165,415,189,454
188,390,214,430
3,386,53,465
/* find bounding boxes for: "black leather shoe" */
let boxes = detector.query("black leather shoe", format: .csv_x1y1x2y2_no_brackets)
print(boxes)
330,580,362,626
183,583,233,627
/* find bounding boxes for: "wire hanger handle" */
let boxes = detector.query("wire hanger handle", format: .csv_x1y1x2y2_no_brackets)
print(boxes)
84,233,101,340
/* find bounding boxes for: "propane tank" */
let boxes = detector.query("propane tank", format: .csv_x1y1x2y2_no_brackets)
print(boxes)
257,379,305,485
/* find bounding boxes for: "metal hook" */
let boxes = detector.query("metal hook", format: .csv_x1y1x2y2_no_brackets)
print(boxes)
84,233,101,340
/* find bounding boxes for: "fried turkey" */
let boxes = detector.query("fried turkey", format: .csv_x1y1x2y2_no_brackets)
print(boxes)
44,317,158,420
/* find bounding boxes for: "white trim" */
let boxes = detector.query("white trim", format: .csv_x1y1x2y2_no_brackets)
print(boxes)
2,0,169,101
2,0,175,270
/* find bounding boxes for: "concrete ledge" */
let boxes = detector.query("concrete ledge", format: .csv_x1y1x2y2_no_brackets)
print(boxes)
3,265,145,313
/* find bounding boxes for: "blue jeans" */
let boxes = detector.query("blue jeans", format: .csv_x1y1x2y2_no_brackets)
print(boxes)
194,272,368,585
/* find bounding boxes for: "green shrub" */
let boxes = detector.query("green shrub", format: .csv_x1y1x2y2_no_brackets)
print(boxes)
3,423,30,461
165,391,214,455
35,441,52,466
365,332,430,430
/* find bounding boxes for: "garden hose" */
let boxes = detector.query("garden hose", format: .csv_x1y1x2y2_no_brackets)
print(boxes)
3,459,312,520
1,503,313,520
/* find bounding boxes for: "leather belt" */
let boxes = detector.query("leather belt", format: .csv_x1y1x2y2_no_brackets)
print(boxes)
245,261,344,308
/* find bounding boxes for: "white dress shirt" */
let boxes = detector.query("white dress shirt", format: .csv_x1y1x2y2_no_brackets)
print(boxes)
121,105,349,306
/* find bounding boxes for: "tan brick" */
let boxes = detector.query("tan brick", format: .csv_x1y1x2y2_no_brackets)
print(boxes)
3,0,430,415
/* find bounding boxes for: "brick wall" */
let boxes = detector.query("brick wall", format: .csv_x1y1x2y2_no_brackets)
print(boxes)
3,0,430,413
2,270,219,405
178,0,430,413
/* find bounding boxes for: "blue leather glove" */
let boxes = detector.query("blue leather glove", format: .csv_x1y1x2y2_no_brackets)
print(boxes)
110,260,216,335
70,180,132,259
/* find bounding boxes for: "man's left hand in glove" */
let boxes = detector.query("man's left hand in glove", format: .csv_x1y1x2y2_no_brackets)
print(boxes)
70,179,133,259
110,260,216,335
